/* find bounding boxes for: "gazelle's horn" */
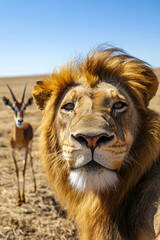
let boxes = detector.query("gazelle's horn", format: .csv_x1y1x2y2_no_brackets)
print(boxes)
7,84,17,102
21,84,27,102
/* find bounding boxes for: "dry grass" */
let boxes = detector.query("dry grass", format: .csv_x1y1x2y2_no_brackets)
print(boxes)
0,68,159,239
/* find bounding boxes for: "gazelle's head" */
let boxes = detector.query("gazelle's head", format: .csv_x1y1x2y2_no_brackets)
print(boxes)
2,84,33,128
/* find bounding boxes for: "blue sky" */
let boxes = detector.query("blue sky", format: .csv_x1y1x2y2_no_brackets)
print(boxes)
0,0,160,76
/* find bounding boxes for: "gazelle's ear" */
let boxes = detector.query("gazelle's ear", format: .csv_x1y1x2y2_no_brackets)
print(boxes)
32,81,52,110
2,97,13,107
26,97,33,107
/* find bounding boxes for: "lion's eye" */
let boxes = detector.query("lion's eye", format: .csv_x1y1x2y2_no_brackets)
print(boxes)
62,102,75,111
112,101,128,112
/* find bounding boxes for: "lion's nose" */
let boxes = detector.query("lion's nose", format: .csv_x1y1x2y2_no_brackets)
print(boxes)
72,133,115,150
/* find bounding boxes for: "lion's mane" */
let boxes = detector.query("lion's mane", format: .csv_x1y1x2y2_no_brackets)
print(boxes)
33,47,160,240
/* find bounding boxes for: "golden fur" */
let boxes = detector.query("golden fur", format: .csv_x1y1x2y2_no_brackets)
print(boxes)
33,47,160,240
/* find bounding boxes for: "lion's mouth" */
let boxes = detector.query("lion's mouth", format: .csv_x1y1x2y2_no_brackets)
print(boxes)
72,160,117,172
85,160,102,170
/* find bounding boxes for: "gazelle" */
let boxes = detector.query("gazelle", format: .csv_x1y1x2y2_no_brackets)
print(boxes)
2,84,36,205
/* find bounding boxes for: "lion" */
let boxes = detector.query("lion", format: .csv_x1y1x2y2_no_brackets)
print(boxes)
33,46,160,240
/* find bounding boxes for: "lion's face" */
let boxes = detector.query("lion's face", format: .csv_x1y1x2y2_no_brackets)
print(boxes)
55,78,138,193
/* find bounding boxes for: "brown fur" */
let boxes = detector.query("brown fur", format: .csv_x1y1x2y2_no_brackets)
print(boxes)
10,122,33,149
33,46,160,239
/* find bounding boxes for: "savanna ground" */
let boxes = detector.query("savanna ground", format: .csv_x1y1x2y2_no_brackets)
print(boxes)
0,69,160,239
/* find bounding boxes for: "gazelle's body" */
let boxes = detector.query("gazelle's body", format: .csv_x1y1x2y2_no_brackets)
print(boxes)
3,85,36,205
10,122,33,150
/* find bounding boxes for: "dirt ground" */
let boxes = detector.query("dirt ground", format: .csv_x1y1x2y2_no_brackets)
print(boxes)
0,69,159,240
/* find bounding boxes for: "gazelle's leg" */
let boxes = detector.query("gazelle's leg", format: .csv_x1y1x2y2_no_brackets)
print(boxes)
12,150,21,205
29,144,36,192
22,148,28,203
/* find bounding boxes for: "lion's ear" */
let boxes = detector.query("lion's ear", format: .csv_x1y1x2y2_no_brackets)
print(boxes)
32,81,52,110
